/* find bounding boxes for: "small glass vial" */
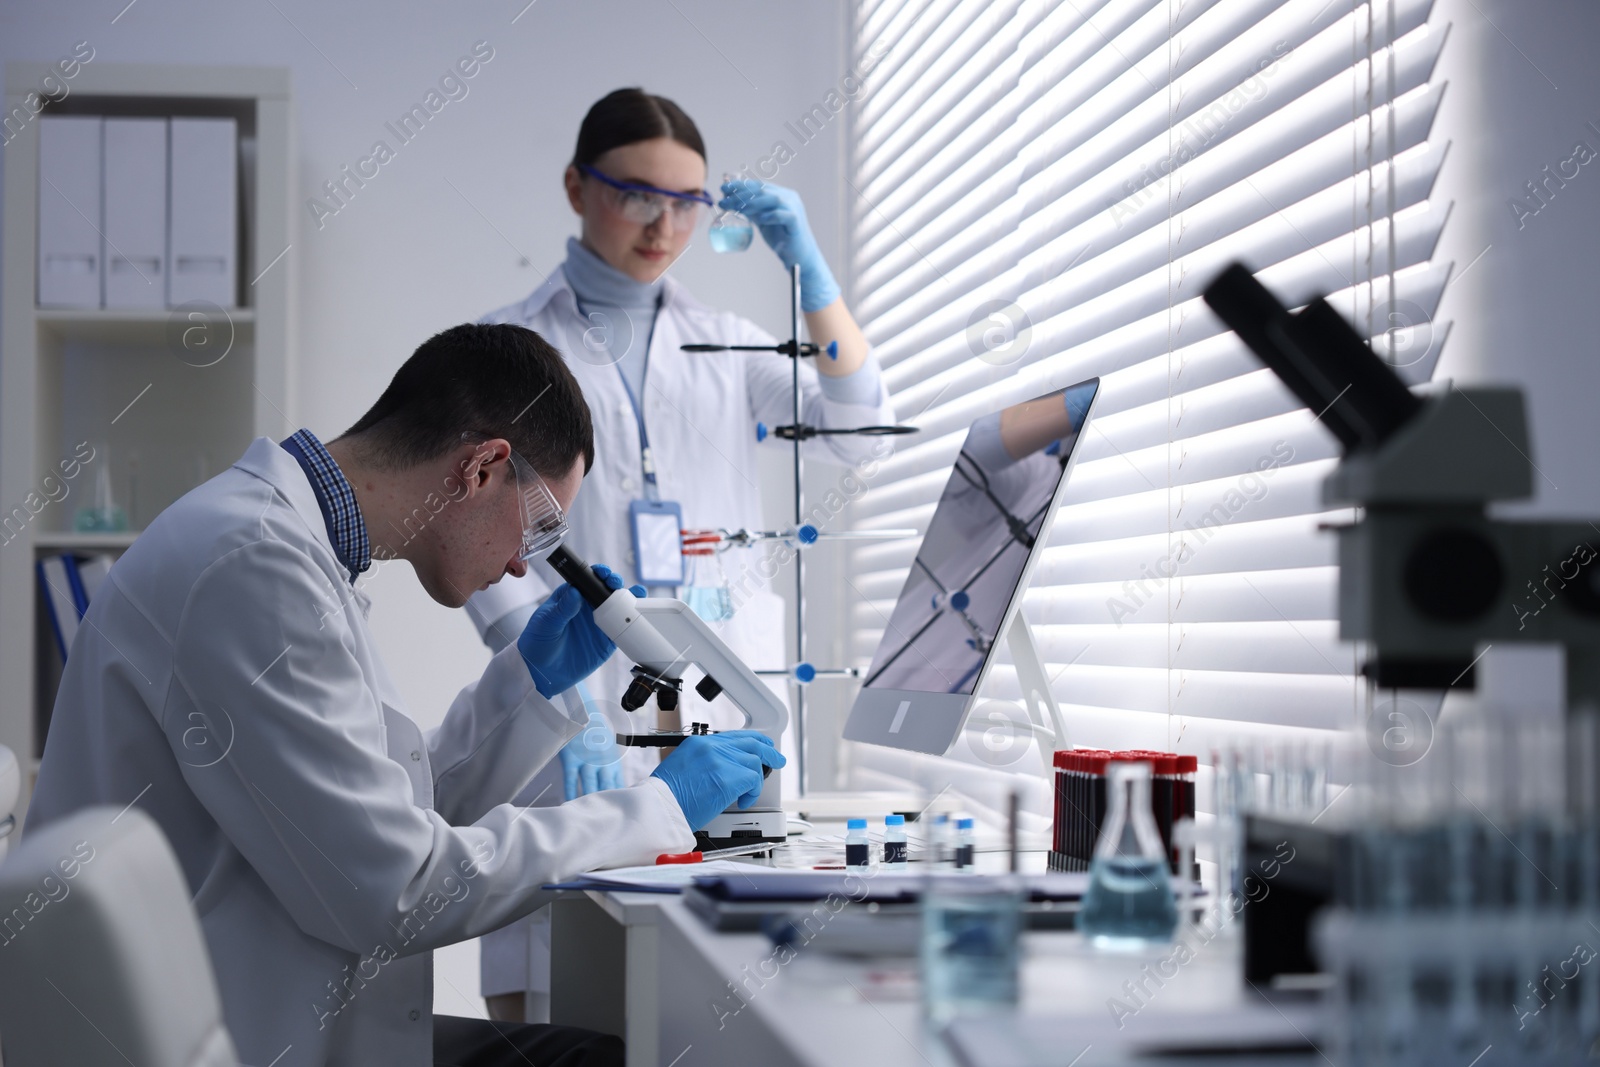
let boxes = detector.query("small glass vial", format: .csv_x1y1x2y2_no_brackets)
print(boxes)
954,817,976,871
928,813,952,868
845,818,870,870
883,814,908,869
708,173,754,253
1079,760,1179,947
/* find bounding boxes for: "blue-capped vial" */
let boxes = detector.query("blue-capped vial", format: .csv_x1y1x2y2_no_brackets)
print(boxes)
955,817,976,871
884,814,908,869
845,818,870,870
929,812,952,868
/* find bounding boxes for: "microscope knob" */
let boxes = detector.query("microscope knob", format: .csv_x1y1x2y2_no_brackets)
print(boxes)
1403,527,1503,621
1564,549,1600,619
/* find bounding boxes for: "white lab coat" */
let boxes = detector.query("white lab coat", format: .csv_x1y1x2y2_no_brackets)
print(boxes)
25,437,695,1067
469,267,896,653
469,268,896,998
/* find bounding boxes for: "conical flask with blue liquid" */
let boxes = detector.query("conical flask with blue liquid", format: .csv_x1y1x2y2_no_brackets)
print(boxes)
1079,759,1178,947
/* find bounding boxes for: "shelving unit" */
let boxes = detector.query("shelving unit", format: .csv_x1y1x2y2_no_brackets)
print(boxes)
0,64,293,818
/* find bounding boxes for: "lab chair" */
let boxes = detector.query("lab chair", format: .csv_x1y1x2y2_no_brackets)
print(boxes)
0,804,239,1066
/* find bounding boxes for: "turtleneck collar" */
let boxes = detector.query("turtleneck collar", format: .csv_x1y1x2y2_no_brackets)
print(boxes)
562,236,664,311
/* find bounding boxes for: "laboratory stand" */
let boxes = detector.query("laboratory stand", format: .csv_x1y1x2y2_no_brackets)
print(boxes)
678,262,915,795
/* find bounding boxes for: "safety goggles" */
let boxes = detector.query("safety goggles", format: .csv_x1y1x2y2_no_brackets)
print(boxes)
460,433,568,563
577,164,713,228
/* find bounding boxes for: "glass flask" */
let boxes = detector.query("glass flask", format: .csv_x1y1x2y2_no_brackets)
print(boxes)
74,450,128,532
1078,759,1178,947
681,540,733,622
708,173,754,253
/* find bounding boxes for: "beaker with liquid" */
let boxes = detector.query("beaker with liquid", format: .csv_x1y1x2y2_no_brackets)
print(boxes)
1078,759,1178,947
681,536,733,622
709,173,754,253
921,872,1022,1022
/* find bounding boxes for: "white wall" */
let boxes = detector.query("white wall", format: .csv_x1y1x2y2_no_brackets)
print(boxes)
1,0,850,1011
1431,0,1600,716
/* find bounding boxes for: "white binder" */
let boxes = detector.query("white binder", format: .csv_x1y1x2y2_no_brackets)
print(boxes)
103,118,167,309
168,117,236,307
37,116,103,308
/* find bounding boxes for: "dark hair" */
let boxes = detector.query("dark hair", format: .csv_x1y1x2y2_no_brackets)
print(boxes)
339,323,594,478
571,88,705,167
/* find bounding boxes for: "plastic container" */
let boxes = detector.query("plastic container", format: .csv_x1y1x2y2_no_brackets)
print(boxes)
845,818,869,870
883,814,908,869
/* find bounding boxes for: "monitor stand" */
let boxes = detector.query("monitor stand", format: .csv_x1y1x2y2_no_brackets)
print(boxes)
1003,611,1071,776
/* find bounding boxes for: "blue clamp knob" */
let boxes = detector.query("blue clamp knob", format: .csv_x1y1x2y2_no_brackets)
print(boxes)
797,524,819,545
755,421,768,443
794,662,817,684
826,340,839,361
950,590,970,611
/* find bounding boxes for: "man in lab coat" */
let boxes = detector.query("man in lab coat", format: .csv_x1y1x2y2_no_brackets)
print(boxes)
25,323,782,1067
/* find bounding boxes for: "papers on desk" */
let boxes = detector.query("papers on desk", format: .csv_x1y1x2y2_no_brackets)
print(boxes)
942,1000,1323,1066
543,859,781,894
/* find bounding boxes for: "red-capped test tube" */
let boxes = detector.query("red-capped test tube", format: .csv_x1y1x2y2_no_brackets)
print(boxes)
1051,750,1071,866
1174,754,1198,870
1150,753,1179,867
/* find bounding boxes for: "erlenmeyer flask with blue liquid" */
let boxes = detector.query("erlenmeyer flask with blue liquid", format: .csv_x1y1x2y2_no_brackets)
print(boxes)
709,173,754,254
681,533,734,622
1079,759,1178,947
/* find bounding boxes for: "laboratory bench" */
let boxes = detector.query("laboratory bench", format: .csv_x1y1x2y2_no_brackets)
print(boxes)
546,837,1325,1067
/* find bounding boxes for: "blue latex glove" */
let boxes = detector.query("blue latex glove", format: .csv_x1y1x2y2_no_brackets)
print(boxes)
719,179,841,313
518,564,624,698
651,730,787,831
1064,381,1094,431
558,687,623,799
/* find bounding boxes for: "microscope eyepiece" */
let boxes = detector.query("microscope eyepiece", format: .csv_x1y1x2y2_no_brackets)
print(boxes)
545,545,614,608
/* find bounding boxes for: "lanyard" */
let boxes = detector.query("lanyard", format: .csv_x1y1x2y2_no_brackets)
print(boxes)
578,295,662,501
615,361,659,501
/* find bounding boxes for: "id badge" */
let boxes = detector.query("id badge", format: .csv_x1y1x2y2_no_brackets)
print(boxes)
629,498,684,586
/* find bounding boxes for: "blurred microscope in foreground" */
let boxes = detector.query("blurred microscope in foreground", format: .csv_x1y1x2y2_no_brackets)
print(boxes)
1205,263,1600,1066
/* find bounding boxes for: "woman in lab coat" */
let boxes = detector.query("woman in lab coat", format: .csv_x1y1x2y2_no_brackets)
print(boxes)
468,88,896,1021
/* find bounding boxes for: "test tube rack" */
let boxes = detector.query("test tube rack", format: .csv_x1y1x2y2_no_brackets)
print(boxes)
1049,749,1197,874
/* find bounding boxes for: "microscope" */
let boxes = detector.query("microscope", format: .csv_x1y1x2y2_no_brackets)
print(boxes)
1201,263,1600,983
1203,263,1600,711
546,546,790,848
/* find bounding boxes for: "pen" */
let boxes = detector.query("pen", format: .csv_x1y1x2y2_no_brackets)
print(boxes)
656,841,778,865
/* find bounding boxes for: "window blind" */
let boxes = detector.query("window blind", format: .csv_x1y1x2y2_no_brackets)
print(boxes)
843,0,1451,808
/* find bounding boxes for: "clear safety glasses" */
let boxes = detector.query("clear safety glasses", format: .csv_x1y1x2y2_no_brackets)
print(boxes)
460,433,568,563
578,164,713,228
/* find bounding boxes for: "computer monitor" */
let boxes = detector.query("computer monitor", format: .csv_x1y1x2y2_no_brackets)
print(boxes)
843,379,1100,756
